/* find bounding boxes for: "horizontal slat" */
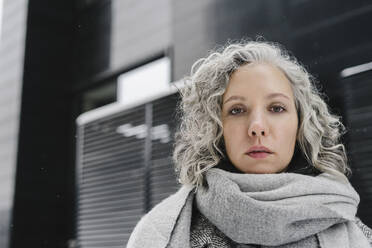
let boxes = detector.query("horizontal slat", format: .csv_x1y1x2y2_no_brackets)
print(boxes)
82,151,144,169
82,168,143,186
78,235,130,247
82,144,144,163
78,208,143,221
81,170,143,188
79,212,142,226
79,187,143,203
80,196,143,211
83,132,144,153
83,136,143,154
81,159,144,178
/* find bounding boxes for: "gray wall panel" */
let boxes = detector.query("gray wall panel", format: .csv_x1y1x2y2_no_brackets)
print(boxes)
342,71,372,225
172,0,216,80
0,0,28,247
110,0,171,71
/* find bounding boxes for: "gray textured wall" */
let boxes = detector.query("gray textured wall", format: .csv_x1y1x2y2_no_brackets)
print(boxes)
110,0,171,72
172,0,217,80
0,0,28,247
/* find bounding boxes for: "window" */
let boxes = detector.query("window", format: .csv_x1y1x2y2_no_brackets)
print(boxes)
117,57,171,106
81,79,117,113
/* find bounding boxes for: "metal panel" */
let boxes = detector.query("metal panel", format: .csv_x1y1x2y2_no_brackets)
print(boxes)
77,105,147,247
76,93,181,247
0,0,28,247
150,94,180,208
287,0,372,29
342,71,372,226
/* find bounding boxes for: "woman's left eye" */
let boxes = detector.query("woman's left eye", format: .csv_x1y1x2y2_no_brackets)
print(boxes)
270,105,285,113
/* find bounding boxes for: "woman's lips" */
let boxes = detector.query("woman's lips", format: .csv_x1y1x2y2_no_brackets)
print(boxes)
247,151,271,159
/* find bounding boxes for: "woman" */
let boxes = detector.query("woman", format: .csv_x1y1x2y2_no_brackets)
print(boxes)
127,40,372,248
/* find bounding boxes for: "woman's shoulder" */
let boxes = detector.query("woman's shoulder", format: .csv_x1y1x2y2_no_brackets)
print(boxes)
126,185,195,248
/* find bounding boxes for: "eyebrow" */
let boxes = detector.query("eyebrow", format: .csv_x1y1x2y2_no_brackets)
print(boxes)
223,95,246,104
267,93,290,100
223,93,290,104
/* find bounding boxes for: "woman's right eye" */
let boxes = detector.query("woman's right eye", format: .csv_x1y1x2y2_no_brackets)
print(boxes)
229,107,244,115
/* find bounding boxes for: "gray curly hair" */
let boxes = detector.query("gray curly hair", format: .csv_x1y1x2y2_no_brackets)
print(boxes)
172,40,351,188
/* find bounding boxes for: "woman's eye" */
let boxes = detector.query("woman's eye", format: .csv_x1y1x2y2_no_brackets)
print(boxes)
229,107,244,115
270,105,285,113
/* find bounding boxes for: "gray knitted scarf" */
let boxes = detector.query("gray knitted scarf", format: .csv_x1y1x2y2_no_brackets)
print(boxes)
127,168,371,248
192,168,371,247
169,168,371,248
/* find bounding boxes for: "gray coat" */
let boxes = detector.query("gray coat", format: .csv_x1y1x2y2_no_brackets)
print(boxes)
126,185,194,248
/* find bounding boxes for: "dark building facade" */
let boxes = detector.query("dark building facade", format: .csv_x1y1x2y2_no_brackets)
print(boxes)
0,0,371,247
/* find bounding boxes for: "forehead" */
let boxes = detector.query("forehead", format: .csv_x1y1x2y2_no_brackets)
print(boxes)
223,63,294,100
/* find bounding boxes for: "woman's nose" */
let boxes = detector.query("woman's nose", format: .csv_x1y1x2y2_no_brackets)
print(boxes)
248,113,269,137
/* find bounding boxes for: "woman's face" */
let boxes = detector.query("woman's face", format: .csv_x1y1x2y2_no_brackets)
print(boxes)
221,63,298,174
